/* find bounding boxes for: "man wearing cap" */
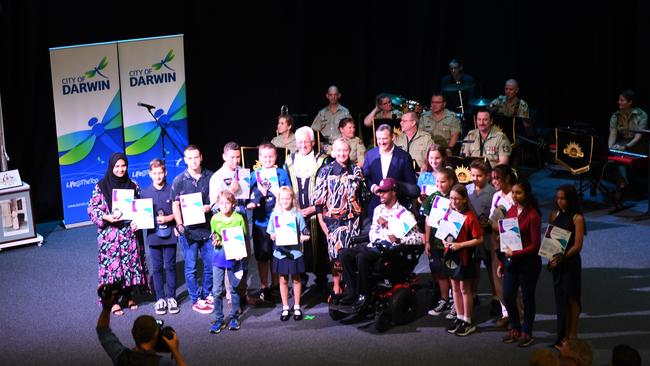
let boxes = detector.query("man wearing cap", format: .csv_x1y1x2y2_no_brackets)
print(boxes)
340,177,423,309
363,124,417,219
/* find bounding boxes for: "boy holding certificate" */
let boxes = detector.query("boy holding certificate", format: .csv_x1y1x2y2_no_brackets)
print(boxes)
209,142,250,214
140,159,178,315
209,191,248,334
246,143,291,302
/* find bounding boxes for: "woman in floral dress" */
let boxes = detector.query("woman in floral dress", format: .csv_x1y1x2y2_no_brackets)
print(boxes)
88,152,149,314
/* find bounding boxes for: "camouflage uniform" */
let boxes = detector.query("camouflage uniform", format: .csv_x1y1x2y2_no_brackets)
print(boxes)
311,105,351,143
489,96,529,119
419,109,462,147
394,129,434,170
461,126,511,167
271,133,297,154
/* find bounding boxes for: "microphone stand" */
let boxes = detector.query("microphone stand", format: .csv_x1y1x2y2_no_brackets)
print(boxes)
143,106,184,164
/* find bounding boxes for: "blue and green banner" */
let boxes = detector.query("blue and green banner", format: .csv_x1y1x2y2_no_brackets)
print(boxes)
118,35,188,189
50,42,123,226
49,35,188,226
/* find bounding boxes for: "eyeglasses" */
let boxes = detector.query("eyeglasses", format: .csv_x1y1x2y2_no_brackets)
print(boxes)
381,101,392,106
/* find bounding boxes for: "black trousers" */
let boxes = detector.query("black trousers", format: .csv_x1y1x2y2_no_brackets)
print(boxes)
341,244,380,297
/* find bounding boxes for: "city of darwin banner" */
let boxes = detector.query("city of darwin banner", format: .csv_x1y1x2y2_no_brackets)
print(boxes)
119,35,188,188
50,42,124,227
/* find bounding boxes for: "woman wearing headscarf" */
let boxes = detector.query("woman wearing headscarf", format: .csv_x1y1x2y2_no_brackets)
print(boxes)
88,152,149,315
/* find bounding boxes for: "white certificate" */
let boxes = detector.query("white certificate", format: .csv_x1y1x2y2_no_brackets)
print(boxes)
274,213,298,246
255,168,280,196
498,217,523,252
387,207,417,239
131,198,154,229
538,224,572,260
421,184,437,196
221,226,248,260
490,195,513,222
234,168,251,200
180,192,206,226
435,210,466,240
112,189,135,220
426,195,450,229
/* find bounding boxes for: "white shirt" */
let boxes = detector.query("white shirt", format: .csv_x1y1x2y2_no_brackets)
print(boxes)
379,145,395,178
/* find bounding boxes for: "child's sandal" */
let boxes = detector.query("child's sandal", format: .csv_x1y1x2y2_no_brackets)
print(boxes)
280,309,290,322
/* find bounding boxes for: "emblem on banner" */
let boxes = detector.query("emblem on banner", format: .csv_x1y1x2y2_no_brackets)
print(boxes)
455,165,471,184
563,142,584,159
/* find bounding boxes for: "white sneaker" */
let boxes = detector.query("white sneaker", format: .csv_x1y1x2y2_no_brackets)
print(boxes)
192,299,213,314
155,299,167,315
167,297,180,314
205,295,215,306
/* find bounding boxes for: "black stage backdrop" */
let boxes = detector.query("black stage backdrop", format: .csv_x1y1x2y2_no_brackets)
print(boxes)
0,0,648,222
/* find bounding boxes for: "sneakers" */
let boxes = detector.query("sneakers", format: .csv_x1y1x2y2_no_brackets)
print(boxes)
209,321,227,334
445,305,457,320
428,299,449,316
228,318,241,330
193,299,214,314
205,295,215,306
154,299,167,315
446,319,463,334
517,332,534,347
455,321,477,337
167,298,180,314
502,329,520,343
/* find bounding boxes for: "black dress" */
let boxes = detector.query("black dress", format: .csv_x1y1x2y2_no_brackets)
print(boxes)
551,210,582,344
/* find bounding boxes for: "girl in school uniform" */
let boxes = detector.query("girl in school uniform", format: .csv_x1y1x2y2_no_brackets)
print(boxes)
267,186,310,321
423,167,458,319
443,184,483,336
549,184,586,349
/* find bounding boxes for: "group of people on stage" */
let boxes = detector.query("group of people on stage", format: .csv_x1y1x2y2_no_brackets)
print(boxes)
86,61,650,357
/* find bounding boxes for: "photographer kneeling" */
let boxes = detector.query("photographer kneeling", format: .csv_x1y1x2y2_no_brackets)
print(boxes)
97,286,187,366
340,178,424,310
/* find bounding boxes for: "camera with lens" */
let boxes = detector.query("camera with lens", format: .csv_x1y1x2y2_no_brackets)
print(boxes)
97,281,123,305
154,319,175,353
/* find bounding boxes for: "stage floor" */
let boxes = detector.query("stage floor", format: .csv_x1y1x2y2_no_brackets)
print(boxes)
1,168,648,365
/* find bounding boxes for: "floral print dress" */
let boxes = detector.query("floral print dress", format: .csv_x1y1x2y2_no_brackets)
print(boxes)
88,184,149,294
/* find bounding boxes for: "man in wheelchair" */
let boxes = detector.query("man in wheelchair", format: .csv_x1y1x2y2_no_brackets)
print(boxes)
339,177,424,311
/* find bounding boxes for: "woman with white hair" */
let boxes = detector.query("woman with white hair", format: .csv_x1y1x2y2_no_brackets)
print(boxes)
313,138,365,294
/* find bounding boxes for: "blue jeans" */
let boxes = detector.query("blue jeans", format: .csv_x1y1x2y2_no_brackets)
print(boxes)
179,235,213,303
149,244,177,300
213,260,247,323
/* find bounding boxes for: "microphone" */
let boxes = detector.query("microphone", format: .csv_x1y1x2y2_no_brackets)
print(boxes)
137,102,156,110
280,105,288,115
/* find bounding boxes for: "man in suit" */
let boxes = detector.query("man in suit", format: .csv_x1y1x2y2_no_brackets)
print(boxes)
362,124,417,221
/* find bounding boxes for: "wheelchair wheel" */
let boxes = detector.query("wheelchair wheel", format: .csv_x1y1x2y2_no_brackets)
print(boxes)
389,288,418,325
374,309,391,332
329,307,347,320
